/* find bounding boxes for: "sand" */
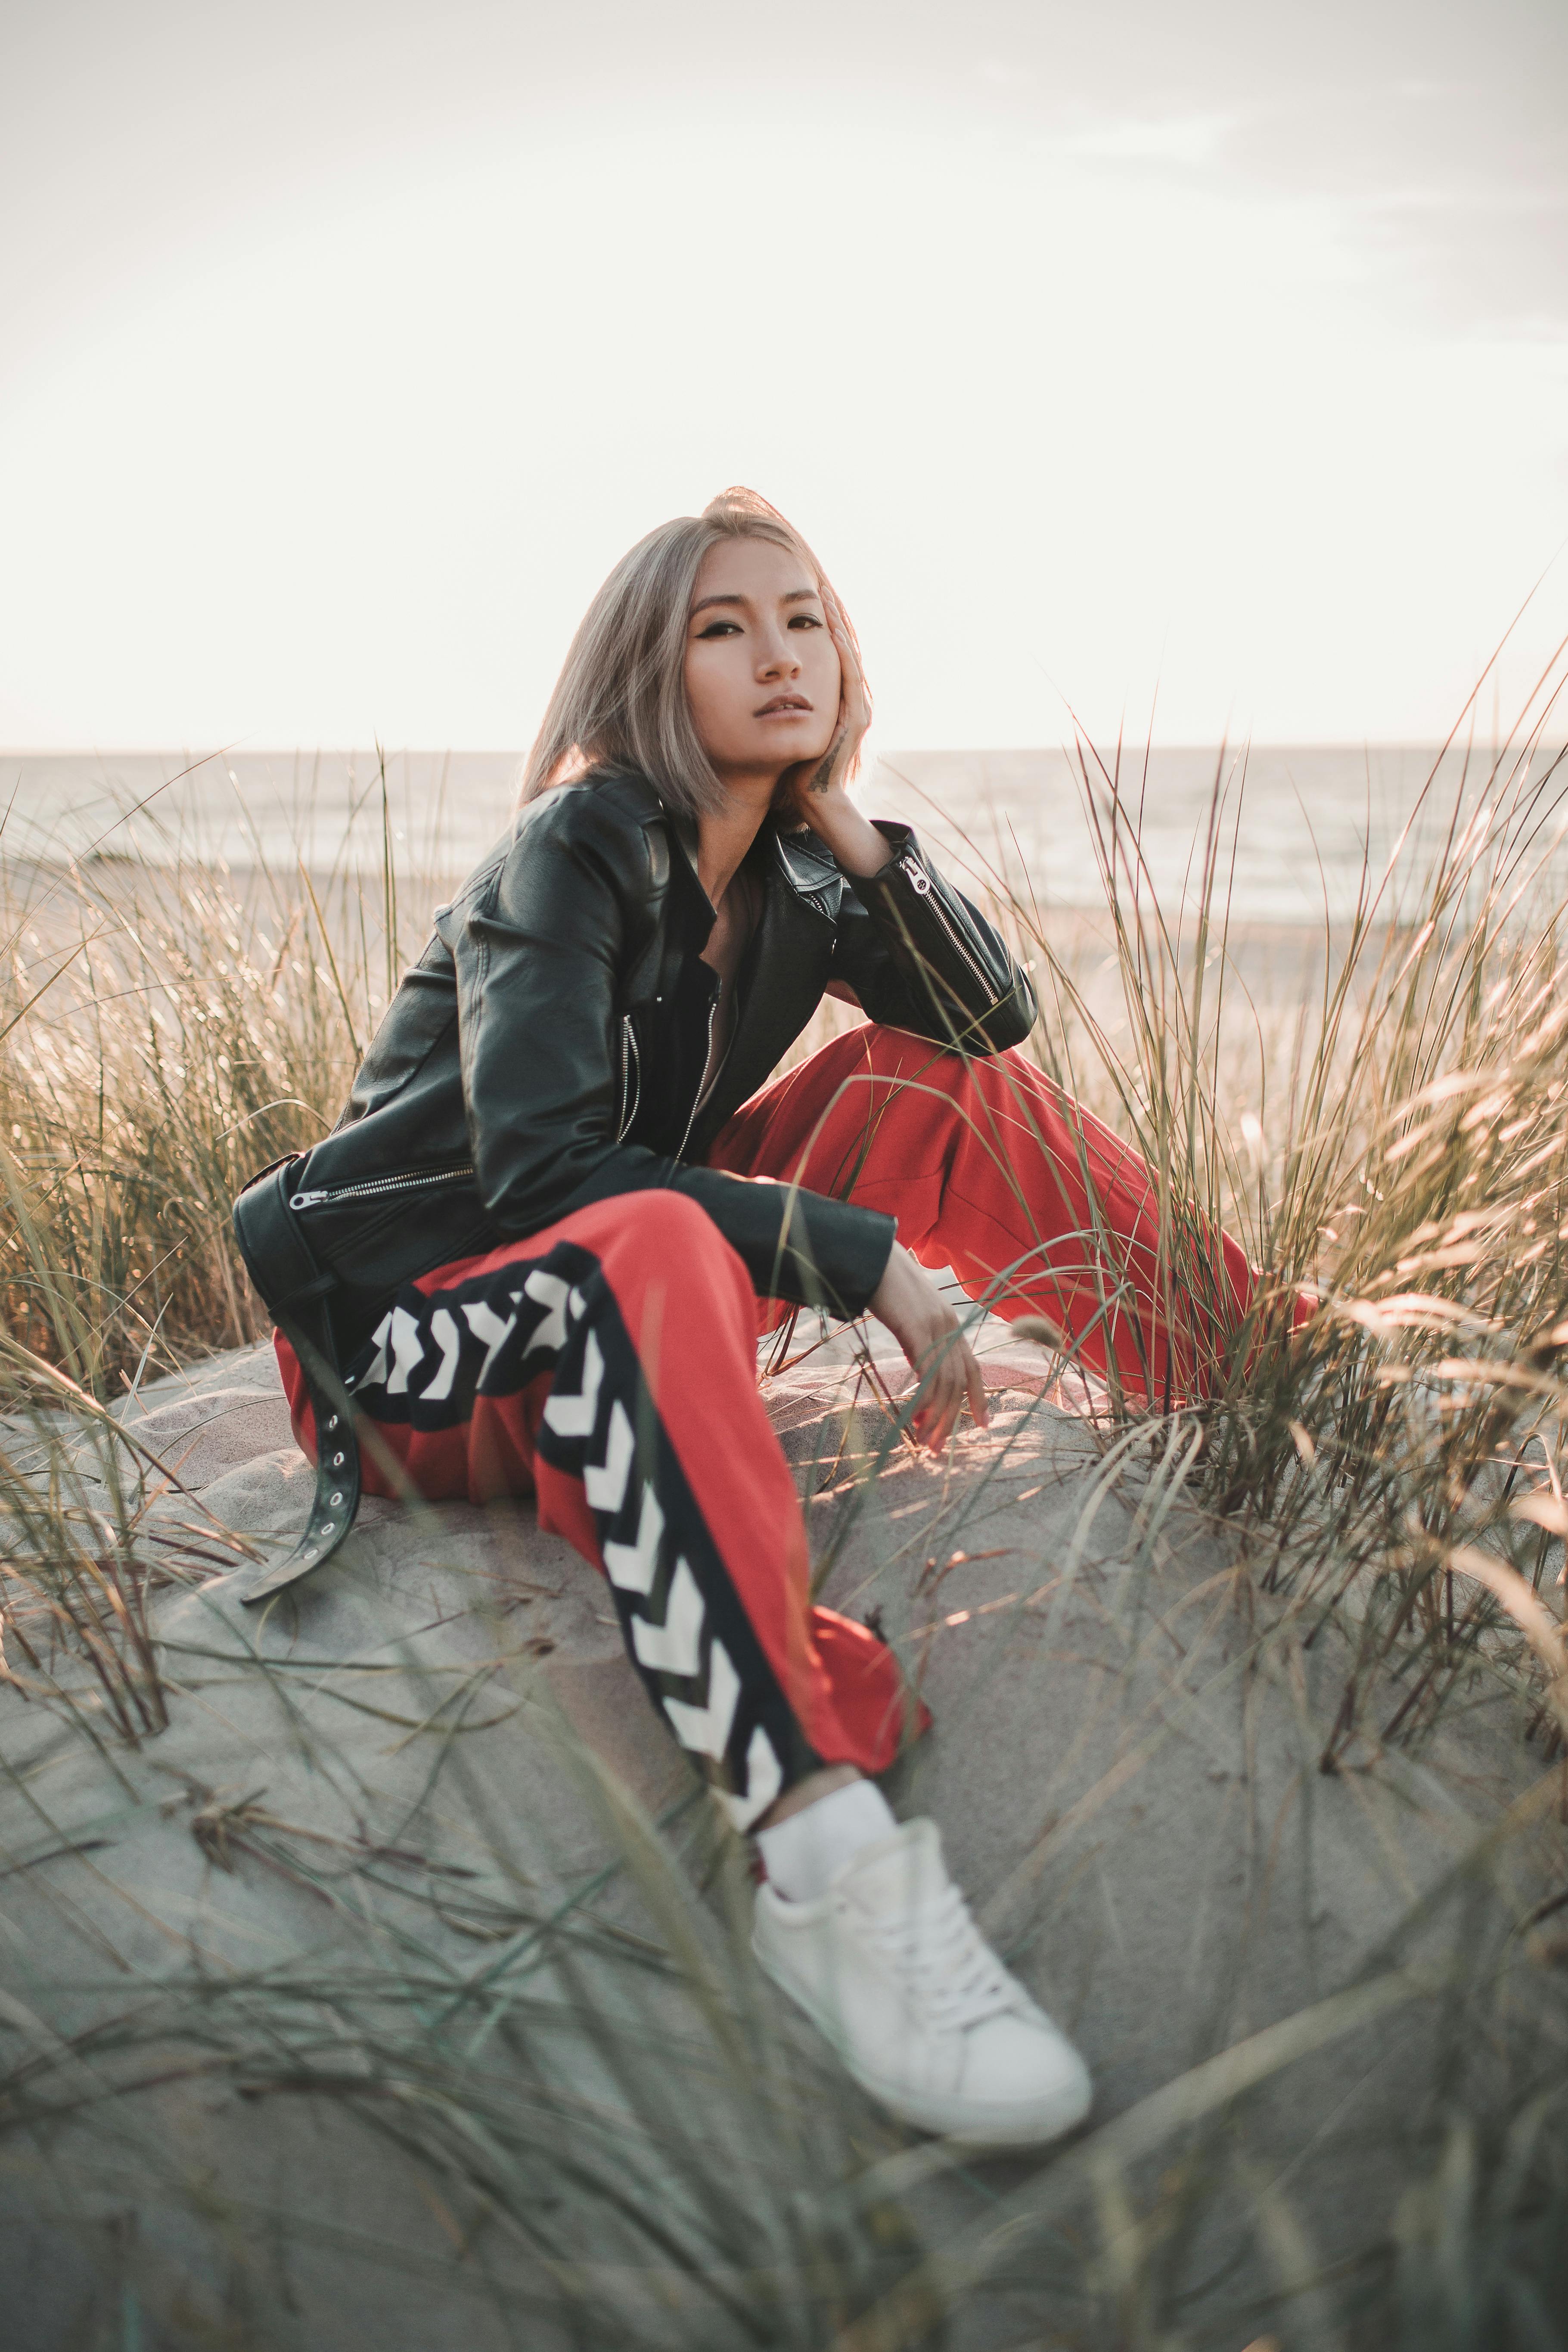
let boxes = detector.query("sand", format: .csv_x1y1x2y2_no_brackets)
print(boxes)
0,1323,1561,2348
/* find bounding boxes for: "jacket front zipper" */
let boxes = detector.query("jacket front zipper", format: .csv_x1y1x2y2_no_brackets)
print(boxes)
676,994,720,1160
289,1164,472,1212
897,851,1003,1003
615,1014,642,1142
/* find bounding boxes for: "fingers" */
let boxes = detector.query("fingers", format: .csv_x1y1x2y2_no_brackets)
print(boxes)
908,1323,989,1455
837,636,869,723
870,1252,985,1454
821,584,871,730
828,608,861,689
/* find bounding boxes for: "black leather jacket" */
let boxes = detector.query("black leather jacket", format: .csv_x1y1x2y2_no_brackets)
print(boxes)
260,768,1036,1356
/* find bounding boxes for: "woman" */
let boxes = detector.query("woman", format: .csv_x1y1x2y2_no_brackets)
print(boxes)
236,489,1266,2149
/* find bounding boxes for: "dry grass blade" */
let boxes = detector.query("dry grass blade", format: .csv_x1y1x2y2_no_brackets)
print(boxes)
4,709,1568,2347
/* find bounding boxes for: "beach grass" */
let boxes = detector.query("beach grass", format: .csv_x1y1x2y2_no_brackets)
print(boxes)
2,694,1568,2347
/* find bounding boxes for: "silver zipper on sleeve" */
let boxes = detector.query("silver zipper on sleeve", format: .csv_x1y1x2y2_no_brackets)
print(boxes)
289,1164,472,1211
897,851,1002,1000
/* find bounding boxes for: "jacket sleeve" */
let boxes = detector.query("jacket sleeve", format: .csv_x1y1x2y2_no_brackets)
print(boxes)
829,821,1037,1052
450,794,897,1316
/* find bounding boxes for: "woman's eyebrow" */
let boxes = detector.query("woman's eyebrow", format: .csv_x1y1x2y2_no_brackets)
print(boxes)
689,584,819,616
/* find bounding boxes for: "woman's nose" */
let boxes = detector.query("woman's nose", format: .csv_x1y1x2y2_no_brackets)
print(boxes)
756,629,801,678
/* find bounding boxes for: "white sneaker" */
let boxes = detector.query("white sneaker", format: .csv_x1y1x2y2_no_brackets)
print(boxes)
752,1817,1092,2146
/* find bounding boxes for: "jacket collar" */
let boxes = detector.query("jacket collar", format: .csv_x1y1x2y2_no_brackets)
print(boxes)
659,791,841,923
665,801,702,875
770,825,845,919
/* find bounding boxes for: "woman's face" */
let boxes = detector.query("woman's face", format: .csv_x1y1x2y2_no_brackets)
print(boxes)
683,535,842,785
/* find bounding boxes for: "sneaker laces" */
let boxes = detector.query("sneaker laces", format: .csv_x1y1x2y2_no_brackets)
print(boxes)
865,1881,1017,2033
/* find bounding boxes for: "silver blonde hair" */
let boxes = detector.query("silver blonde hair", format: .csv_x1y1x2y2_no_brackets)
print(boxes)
519,487,863,819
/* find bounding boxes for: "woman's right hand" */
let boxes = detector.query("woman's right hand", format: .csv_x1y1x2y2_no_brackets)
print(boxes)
868,1244,989,1453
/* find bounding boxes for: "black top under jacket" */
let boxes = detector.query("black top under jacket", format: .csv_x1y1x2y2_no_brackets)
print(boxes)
242,767,1037,1360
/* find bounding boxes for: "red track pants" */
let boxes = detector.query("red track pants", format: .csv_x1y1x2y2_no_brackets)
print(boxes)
277,1025,1275,1827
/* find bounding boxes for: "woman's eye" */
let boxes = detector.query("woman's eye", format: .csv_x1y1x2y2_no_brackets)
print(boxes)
789,613,823,629
698,620,741,638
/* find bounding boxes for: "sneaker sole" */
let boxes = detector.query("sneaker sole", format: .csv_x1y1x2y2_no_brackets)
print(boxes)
753,1933,1093,2148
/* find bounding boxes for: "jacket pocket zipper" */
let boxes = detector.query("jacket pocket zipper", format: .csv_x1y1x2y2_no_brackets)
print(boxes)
896,851,1003,1002
616,1014,642,1142
289,1163,472,1212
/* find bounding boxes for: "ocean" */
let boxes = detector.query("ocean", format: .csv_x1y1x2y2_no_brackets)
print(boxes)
3,742,1563,926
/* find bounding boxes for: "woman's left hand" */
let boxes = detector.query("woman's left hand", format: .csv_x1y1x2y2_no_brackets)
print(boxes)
778,586,872,831
868,1243,989,1454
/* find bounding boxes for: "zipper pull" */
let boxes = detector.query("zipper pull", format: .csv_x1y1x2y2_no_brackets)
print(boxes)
289,1189,329,1210
899,851,933,897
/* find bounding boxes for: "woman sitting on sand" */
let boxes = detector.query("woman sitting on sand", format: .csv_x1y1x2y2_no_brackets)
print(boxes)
236,488,1272,2149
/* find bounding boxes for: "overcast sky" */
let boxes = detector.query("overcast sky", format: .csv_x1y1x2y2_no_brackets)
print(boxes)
2,0,1565,749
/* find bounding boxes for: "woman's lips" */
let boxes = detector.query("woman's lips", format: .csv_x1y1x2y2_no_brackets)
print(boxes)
755,696,813,716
